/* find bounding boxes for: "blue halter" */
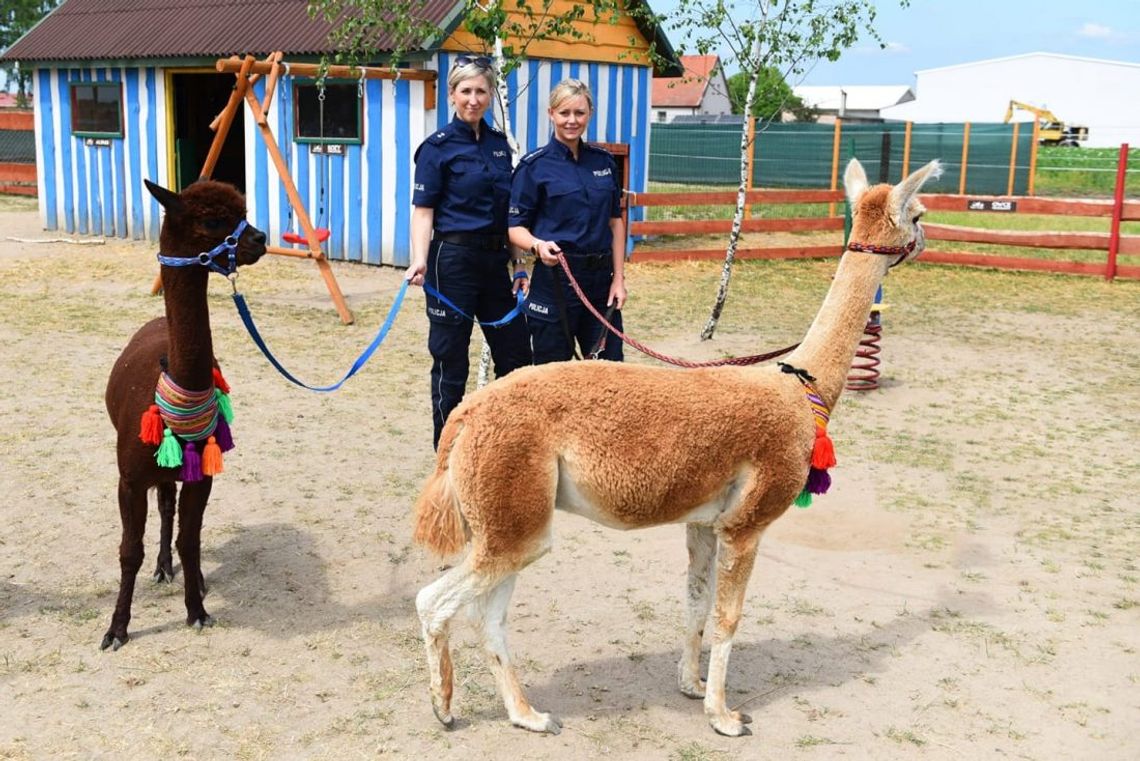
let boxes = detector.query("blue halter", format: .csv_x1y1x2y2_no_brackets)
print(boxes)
156,220,249,276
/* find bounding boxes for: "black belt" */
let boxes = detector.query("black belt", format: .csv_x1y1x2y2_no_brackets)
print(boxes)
434,231,506,250
564,252,611,270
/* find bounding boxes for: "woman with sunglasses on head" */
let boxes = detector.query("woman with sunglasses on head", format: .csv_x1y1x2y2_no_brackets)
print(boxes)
508,78,627,364
406,55,532,449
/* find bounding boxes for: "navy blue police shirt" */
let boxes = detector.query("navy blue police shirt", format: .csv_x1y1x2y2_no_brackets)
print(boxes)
509,139,621,253
412,116,513,234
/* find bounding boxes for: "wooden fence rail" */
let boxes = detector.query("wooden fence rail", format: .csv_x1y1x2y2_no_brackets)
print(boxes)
628,188,1140,280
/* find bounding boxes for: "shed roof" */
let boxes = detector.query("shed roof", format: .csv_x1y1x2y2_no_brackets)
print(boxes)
1,0,459,63
651,54,719,108
2,0,681,75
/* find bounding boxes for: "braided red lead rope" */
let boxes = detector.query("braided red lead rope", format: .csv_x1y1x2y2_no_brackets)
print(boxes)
555,254,799,368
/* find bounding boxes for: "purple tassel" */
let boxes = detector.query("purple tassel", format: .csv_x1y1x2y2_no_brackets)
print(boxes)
180,442,203,482
214,416,235,452
806,467,831,495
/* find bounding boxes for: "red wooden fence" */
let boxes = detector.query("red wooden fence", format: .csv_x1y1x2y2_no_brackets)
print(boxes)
0,109,36,196
628,147,1139,281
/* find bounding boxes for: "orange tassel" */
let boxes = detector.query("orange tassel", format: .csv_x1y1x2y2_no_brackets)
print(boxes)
212,366,231,394
811,427,837,469
201,436,224,476
139,404,164,445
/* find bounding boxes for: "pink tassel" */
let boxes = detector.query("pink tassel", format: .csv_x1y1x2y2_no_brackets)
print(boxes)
180,442,202,482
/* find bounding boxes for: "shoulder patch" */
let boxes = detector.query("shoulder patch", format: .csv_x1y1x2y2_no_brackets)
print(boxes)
519,146,547,165
426,130,450,146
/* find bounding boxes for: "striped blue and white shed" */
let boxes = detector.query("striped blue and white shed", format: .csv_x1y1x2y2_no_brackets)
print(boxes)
4,0,680,267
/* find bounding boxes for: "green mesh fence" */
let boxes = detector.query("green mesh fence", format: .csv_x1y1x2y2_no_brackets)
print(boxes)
649,121,1034,195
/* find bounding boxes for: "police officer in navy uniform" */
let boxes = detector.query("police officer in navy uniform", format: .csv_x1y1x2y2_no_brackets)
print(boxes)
508,78,627,364
406,55,531,448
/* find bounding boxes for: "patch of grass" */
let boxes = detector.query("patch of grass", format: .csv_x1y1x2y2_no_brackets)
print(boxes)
671,741,730,761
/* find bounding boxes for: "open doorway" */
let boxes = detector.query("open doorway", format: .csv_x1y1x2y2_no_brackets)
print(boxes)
171,72,245,192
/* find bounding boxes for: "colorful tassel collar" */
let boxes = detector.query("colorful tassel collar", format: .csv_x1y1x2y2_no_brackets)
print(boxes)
778,363,836,508
139,366,235,483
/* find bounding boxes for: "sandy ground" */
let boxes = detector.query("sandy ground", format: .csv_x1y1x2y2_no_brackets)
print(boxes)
1,207,1138,760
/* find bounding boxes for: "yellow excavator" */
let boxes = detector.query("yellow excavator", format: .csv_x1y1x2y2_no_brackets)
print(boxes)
1003,100,1089,147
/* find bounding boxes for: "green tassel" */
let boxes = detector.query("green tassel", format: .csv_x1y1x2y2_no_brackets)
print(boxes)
156,428,183,468
216,389,234,424
794,490,813,508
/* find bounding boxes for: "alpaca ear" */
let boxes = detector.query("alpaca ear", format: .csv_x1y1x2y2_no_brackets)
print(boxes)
145,179,184,214
844,158,869,206
887,160,942,218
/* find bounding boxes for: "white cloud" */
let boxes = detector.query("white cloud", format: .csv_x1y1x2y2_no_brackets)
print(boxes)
882,42,910,54
1077,22,1113,39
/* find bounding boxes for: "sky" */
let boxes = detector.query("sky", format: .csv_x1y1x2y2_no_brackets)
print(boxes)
655,0,1139,86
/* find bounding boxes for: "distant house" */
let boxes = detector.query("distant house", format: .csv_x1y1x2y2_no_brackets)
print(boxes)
793,85,915,124
1,0,679,264
880,52,1140,149
651,54,732,123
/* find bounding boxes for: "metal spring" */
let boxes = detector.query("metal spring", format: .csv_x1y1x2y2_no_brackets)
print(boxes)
846,316,882,391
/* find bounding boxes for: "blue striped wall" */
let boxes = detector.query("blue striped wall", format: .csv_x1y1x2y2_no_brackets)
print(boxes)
34,66,166,240
32,56,652,266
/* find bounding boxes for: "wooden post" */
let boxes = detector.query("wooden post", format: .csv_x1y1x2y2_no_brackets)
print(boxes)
242,87,354,325
829,118,843,217
743,117,756,221
1106,143,1129,281
902,121,912,178
200,56,254,182
958,122,971,195
1007,122,1020,196
1028,121,1040,196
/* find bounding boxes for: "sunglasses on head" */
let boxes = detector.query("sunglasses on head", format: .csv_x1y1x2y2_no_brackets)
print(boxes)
455,54,493,69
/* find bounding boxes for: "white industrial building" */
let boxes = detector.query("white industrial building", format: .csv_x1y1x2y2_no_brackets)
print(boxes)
881,52,1140,149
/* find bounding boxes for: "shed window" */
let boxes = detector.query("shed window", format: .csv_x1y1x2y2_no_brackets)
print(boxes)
294,80,363,143
70,82,123,137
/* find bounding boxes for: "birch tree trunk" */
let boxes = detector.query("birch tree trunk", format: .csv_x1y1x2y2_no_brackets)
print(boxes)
478,36,520,388
700,31,765,340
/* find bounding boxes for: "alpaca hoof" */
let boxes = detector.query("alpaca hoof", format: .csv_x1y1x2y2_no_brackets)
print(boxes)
189,614,215,630
710,716,752,737
512,711,562,735
680,679,706,699
100,632,128,651
432,704,455,729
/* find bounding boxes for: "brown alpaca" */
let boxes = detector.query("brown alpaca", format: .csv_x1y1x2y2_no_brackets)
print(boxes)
412,158,942,736
102,179,266,651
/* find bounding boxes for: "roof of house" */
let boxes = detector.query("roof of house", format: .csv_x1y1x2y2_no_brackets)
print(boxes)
793,85,915,112
915,51,1140,75
651,54,719,108
1,0,454,62
2,0,681,75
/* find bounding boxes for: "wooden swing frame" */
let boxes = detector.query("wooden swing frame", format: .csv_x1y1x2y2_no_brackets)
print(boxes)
154,52,438,324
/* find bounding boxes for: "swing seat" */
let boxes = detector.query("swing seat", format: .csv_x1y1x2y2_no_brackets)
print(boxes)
282,228,330,245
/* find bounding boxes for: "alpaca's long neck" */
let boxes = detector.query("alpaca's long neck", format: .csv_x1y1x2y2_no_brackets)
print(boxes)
162,268,214,391
784,252,890,410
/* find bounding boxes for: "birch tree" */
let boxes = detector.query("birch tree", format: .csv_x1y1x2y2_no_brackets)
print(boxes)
639,0,898,340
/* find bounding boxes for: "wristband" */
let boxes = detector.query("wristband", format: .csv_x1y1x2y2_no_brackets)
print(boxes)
513,271,529,280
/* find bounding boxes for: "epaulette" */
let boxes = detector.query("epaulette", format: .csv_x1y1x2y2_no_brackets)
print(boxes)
519,146,548,165
425,129,451,146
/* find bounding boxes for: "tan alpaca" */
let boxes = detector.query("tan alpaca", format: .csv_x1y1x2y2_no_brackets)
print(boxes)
412,157,942,737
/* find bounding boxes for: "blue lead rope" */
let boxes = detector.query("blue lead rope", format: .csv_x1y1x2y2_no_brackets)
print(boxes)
422,278,527,327
232,280,409,392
